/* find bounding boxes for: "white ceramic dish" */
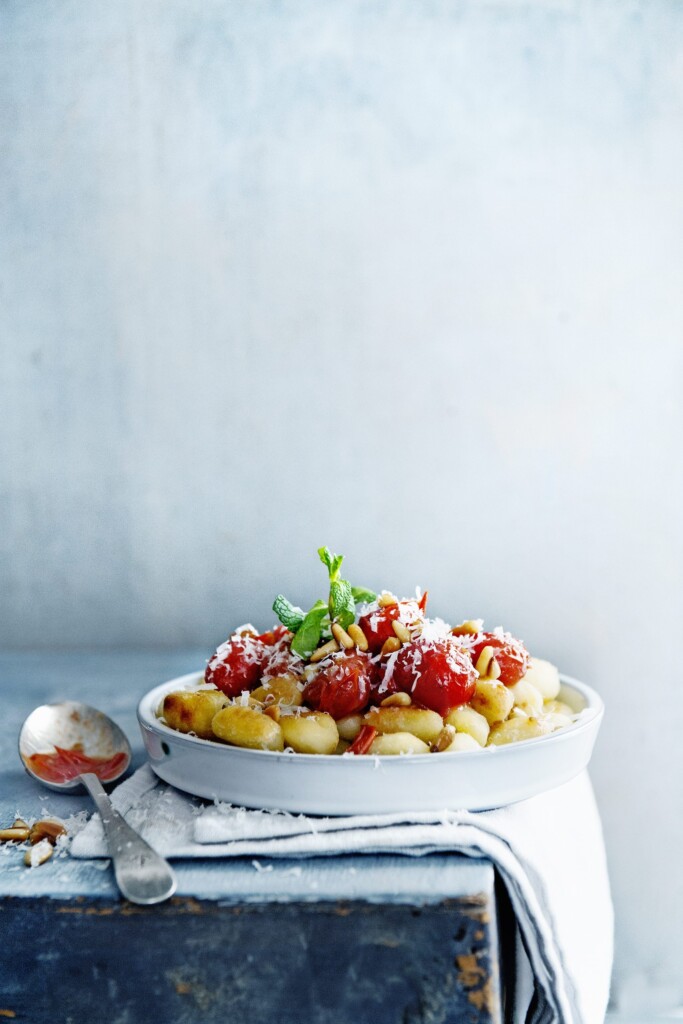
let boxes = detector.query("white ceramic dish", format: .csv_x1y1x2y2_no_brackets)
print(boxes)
137,673,603,815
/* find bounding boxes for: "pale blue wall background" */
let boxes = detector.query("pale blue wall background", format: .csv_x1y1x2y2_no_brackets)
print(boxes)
2,1,682,1015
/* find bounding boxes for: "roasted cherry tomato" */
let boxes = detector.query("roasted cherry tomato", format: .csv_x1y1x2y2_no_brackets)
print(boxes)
358,595,426,654
257,625,290,647
368,654,404,704
389,636,477,715
261,640,303,683
205,633,267,696
303,651,376,720
469,631,529,686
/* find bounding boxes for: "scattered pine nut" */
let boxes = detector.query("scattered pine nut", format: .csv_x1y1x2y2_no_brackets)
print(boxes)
392,621,411,644
432,725,457,753
12,819,29,831
452,619,483,636
380,693,411,707
380,637,401,657
0,827,30,843
377,592,398,608
263,705,281,723
30,819,67,846
331,623,355,649
309,639,340,663
475,645,496,678
24,839,53,867
347,624,368,651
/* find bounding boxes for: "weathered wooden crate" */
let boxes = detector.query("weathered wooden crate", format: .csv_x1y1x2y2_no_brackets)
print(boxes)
0,855,503,1024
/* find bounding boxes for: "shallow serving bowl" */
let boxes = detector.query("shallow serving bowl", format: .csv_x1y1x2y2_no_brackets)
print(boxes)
137,672,603,815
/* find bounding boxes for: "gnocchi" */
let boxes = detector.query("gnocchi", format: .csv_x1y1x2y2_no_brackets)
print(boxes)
445,706,490,747
211,706,284,751
369,732,430,756
364,706,444,744
470,678,515,726
250,676,304,707
280,711,339,755
440,731,481,753
162,690,229,739
156,546,581,756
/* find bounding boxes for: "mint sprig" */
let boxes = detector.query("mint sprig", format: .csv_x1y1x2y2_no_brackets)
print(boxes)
290,600,328,659
272,547,378,660
318,547,356,630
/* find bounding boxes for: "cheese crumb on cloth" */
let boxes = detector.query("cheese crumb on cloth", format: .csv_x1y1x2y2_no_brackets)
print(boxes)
71,765,612,1024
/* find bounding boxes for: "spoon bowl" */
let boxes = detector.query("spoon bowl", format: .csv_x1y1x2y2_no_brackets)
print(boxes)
19,701,132,791
19,700,176,905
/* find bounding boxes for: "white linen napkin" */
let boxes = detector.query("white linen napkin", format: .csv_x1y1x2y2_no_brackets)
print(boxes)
71,766,613,1024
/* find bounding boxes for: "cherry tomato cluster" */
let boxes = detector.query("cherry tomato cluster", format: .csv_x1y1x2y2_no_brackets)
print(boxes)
205,596,529,721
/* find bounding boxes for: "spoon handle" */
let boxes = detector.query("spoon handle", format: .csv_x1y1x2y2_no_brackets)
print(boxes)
80,772,177,905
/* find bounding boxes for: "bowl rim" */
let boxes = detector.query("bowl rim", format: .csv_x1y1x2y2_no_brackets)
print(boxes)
137,671,604,765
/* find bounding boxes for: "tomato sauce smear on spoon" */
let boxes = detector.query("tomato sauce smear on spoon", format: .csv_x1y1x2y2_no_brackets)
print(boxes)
26,745,129,784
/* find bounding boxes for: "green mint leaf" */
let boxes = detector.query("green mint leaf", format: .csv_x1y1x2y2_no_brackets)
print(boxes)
272,594,305,632
318,546,343,581
291,600,329,659
351,586,377,604
318,546,333,572
330,578,356,630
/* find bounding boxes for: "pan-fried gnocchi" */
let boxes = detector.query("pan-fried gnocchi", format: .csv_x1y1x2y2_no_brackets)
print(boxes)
212,705,284,751
279,711,339,755
158,660,578,755
161,690,230,739
364,706,443,744
158,557,581,757
369,732,430,755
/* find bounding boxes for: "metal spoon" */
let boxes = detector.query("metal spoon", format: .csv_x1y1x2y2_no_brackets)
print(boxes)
19,701,176,905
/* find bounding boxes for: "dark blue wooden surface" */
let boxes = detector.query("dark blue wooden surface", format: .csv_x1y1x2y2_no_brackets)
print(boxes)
0,652,503,1023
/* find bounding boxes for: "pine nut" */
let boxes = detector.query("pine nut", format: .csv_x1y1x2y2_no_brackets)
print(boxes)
24,839,54,867
0,827,30,843
380,692,411,707
452,619,483,636
347,624,369,651
380,637,401,657
309,639,340,663
377,592,398,608
331,623,355,649
392,621,411,644
13,818,29,830
263,705,281,723
489,657,501,681
475,645,496,678
30,819,67,846
432,725,457,753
